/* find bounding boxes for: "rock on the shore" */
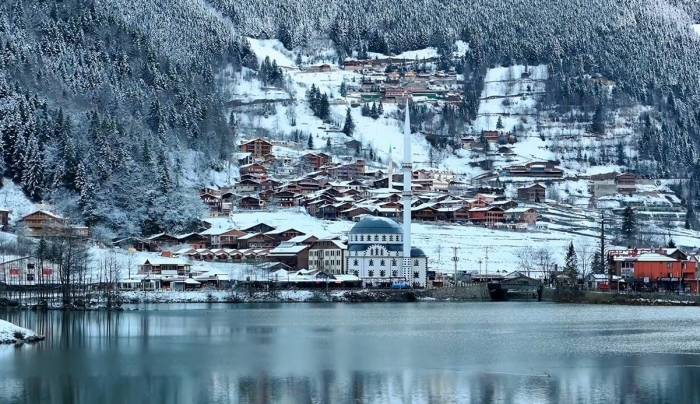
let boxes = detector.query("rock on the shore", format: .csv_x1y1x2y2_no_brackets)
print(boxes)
0,319,43,345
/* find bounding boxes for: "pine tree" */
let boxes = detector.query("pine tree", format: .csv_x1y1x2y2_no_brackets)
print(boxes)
326,137,331,150
591,251,604,274
564,242,578,276
616,142,626,166
496,116,504,129
361,103,370,117
378,100,384,116
621,206,637,245
370,102,378,119
295,53,302,67
20,135,44,201
156,152,172,194
478,132,490,152
339,81,347,97
342,107,355,136
307,133,314,149
318,93,330,120
591,102,606,134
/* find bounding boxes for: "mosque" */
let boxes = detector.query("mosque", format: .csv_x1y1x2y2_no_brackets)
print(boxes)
345,106,428,288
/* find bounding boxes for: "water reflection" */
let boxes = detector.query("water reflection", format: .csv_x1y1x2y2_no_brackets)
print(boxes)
2,303,700,403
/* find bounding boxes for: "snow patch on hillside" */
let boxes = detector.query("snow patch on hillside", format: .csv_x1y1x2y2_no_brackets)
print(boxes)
474,64,548,132
246,37,296,68
0,180,37,224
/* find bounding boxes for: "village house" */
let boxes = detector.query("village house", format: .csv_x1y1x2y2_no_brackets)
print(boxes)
608,248,698,293
268,242,310,269
271,190,302,207
517,184,546,202
503,207,538,225
239,196,265,210
197,228,239,249
239,163,267,178
468,206,505,225
200,191,222,213
615,172,636,194
237,232,276,249
18,210,89,239
302,152,332,170
308,239,348,275
234,179,262,194
239,138,273,159
18,210,65,236
264,228,305,243
138,257,192,276
324,160,366,180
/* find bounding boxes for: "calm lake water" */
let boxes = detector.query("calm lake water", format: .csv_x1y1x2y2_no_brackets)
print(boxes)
1,302,700,404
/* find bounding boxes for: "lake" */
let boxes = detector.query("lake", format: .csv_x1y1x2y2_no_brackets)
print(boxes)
1,302,700,403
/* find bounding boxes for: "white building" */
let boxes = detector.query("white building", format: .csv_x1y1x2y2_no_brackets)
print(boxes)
346,216,428,287
308,239,347,275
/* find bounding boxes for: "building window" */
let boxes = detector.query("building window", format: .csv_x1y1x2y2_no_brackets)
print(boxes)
388,235,393,242
392,259,397,266
374,235,379,241
380,270,386,277
414,271,420,279
368,270,374,277
392,270,398,277
353,259,358,266
380,260,385,266
369,259,374,267
414,259,419,266
382,235,386,241
360,235,364,241
354,270,359,276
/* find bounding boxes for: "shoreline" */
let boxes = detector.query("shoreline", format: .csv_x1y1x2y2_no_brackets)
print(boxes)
2,287,698,309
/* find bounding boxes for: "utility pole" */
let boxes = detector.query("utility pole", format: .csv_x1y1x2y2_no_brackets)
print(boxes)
484,247,490,275
601,210,610,290
452,246,459,287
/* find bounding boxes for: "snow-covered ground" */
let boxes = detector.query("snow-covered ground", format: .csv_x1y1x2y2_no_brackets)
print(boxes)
216,210,604,275
0,180,37,225
0,319,37,343
473,64,547,132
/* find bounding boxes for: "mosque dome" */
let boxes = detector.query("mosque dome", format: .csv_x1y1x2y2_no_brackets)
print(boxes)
349,216,403,235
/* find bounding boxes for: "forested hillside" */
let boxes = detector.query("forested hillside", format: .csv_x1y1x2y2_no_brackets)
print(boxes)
0,0,247,237
2,0,700,236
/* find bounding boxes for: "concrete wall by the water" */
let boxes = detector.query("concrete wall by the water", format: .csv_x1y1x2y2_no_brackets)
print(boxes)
421,284,490,301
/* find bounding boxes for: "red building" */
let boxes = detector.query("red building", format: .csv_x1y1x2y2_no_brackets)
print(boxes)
608,248,698,293
468,206,505,225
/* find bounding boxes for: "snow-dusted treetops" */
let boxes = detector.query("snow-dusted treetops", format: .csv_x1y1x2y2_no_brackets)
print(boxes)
2,0,700,236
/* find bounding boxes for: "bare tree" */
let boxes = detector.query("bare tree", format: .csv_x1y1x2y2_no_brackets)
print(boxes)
577,244,594,288
533,247,556,286
51,228,89,308
516,246,535,277
100,252,122,309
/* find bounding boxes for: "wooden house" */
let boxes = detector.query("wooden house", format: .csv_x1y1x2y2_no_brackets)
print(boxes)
615,173,636,194
517,184,546,202
239,138,273,159
468,206,505,225
239,196,264,210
